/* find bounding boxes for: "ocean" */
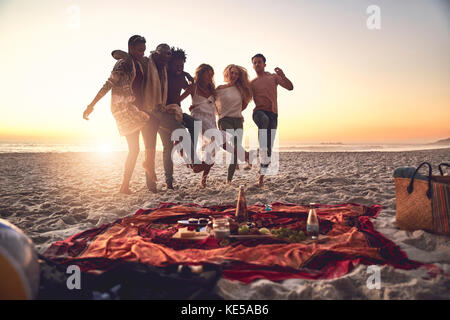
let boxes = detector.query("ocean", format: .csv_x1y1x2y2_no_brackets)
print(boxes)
0,141,447,153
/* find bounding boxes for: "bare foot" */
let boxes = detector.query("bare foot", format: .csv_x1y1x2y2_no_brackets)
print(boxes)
119,186,132,195
258,175,264,187
147,182,157,193
146,175,157,193
143,162,158,182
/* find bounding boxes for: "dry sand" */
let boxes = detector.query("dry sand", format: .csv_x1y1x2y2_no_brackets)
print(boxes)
1,148,449,299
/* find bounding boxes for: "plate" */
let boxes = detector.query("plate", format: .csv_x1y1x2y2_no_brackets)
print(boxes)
172,227,209,240
228,234,330,243
177,219,209,226
228,234,273,239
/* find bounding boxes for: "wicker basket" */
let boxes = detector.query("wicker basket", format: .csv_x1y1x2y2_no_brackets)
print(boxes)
394,162,450,234
395,177,433,231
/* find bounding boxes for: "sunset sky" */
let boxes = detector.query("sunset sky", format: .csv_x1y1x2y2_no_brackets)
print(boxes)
0,0,449,149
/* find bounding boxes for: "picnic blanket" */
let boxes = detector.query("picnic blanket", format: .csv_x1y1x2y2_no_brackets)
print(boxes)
44,202,441,284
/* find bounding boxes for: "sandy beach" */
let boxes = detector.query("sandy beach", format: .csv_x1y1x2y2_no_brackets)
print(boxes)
1,148,449,299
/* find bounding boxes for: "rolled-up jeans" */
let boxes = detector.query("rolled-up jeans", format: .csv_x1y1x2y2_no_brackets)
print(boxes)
144,110,197,184
252,109,278,169
218,117,244,182
182,112,200,158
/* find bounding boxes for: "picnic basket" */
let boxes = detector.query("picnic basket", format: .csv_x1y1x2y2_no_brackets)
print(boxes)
394,162,450,235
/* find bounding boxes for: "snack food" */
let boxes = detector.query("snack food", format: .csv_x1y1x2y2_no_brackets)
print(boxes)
198,218,209,224
271,227,306,242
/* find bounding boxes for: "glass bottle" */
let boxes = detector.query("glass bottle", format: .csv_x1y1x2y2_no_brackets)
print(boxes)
236,185,248,222
307,203,319,239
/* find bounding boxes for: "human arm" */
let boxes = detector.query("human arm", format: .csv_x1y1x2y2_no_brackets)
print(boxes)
111,49,128,60
83,63,123,120
274,67,293,90
83,83,112,120
180,83,194,103
183,71,194,85
216,84,229,90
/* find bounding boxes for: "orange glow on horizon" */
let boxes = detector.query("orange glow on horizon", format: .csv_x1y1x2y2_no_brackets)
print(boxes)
0,1,449,145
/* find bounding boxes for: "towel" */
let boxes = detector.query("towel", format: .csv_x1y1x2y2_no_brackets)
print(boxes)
111,50,183,122
144,55,183,122
143,54,168,114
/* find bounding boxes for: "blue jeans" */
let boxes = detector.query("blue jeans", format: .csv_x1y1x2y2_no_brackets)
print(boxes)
218,117,244,182
144,111,199,185
252,110,278,167
182,113,199,153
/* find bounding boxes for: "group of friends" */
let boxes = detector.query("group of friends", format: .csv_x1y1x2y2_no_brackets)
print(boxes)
83,35,293,194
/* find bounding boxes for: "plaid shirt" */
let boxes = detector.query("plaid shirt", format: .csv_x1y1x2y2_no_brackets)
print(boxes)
96,57,149,136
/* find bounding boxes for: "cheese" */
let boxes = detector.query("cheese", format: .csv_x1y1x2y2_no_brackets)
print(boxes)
180,231,197,238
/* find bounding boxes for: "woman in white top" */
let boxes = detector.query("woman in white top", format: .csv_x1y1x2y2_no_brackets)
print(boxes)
181,64,217,187
215,64,253,183
181,64,252,186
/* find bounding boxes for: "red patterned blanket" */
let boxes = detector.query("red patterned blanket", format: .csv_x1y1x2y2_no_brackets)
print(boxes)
44,202,440,283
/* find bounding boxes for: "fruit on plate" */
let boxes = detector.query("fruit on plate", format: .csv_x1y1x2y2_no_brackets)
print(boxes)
271,227,306,242
238,225,250,235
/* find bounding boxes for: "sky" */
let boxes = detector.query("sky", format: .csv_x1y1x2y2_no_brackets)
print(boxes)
0,0,449,149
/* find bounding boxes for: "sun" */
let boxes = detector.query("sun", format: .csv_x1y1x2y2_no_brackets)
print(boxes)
96,143,114,153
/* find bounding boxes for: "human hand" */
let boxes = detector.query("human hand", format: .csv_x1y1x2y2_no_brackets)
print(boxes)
274,67,285,78
83,105,94,120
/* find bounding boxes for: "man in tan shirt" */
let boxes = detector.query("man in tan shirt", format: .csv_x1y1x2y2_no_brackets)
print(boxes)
250,53,293,187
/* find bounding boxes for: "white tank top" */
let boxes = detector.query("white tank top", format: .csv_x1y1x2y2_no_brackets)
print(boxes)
215,86,243,120
191,86,217,132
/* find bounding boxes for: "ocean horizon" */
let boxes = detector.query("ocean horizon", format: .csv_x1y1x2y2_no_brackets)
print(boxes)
0,141,448,154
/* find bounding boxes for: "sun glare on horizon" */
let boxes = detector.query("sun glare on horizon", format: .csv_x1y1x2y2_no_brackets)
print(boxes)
0,0,449,145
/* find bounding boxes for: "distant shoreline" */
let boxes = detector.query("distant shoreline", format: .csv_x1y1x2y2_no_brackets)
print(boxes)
0,147,449,155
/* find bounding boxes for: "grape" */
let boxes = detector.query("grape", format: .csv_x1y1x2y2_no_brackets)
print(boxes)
238,225,250,235
270,227,306,242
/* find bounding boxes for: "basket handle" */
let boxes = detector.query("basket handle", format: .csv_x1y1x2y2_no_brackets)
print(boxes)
407,162,432,199
438,163,449,176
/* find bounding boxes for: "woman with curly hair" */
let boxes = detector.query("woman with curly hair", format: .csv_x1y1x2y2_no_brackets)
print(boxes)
215,64,253,184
